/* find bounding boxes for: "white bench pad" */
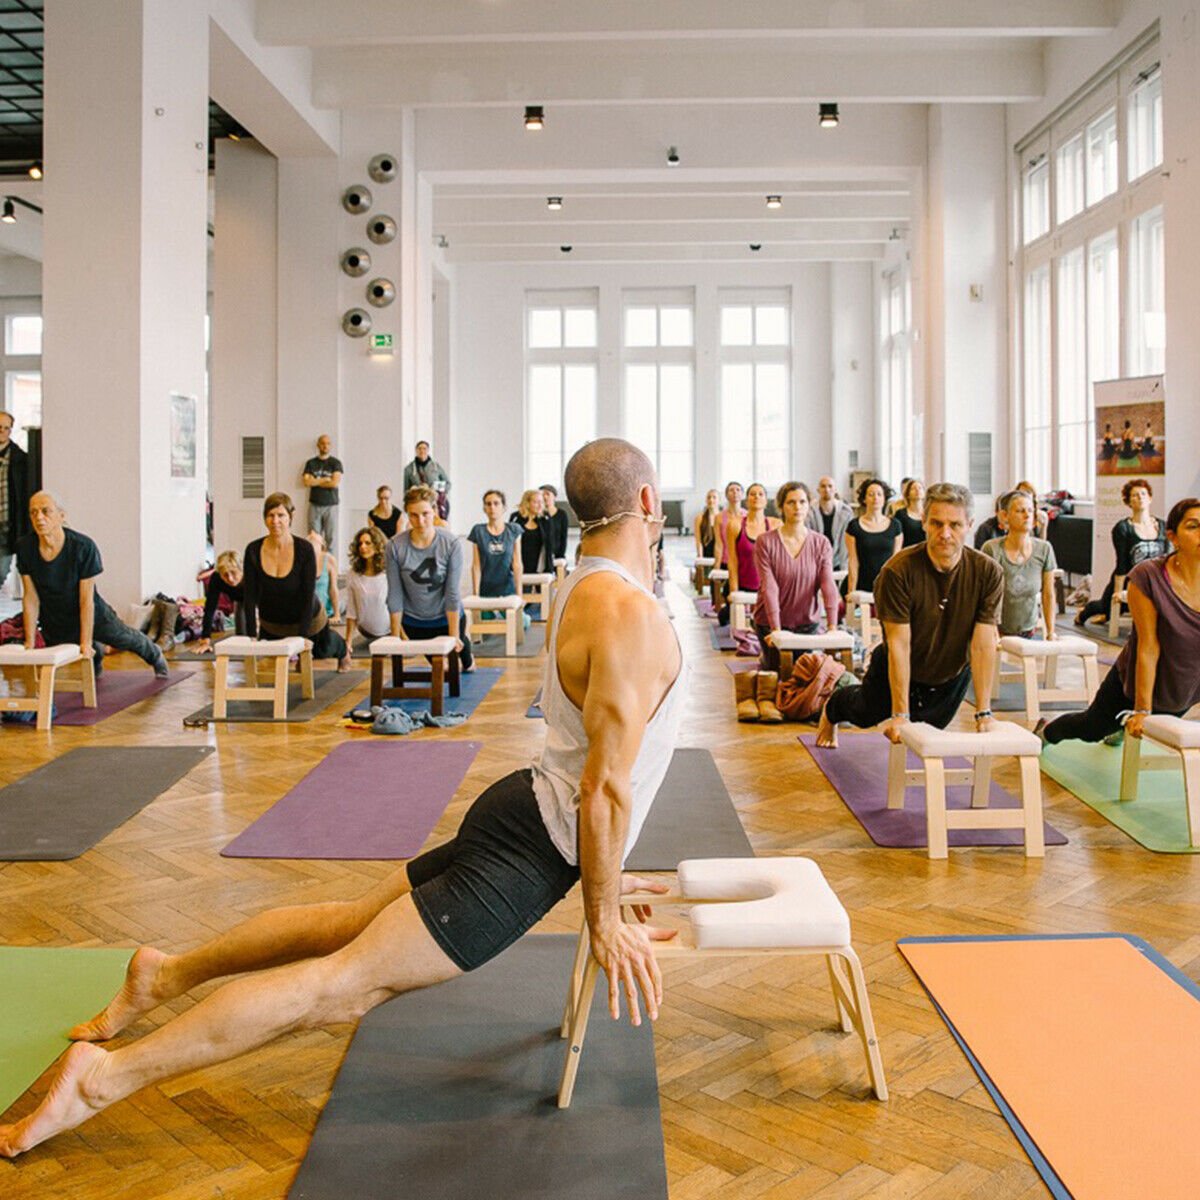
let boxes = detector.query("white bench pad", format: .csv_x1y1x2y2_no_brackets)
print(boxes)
462,594,523,610
708,568,729,581
215,636,311,658
899,720,1041,759
769,630,854,651
0,643,82,666
370,636,458,657
729,590,757,604
693,557,715,567
523,573,554,585
677,857,851,949
1143,716,1200,750
847,591,875,605
1000,634,1098,658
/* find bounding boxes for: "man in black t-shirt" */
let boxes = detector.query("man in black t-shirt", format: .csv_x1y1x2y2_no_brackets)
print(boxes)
17,492,168,676
302,434,343,549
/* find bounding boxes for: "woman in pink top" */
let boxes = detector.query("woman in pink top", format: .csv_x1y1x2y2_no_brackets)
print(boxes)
752,482,840,672
726,482,779,595
712,480,745,569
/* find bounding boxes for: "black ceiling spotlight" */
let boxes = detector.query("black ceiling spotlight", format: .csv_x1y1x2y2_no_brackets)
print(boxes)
667,146,680,165
546,196,563,210
27,161,41,180
819,102,840,128
1,199,14,224
524,105,545,130
749,243,762,252
766,194,782,209
560,245,573,253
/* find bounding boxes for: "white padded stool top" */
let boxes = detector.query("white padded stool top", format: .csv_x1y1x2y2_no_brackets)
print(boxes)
709,568,729,581
370,636,458,657
214,636,311,658
523,573,554,585
832,569,849,583
677,858,851,949
729,590,757,605
999,634,1098,658
769,630,854,651
847,591,875,605
693,556,715,567
462,594,523,610
0,643,81,666
1143,715,1200,749
899,720,1041,759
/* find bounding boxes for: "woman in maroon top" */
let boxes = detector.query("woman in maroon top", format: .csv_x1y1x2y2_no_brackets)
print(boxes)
752,482,840,673
726,482,779,595
1044,497,1200,744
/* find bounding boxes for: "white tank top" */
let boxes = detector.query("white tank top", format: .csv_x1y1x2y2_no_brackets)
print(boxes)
532,555,687,866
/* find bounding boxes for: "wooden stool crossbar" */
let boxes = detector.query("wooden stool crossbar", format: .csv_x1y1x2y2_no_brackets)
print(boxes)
0,643,97,730
213,636,314,720
1119,716,1200,846
367,635,460,715
461,594,524,657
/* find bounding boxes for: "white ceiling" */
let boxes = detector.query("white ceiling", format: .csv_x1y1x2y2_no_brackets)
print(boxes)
254,0,1120,265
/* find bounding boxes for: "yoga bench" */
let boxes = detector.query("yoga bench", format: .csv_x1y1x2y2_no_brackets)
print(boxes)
692,555,714,591
0,644,97,730
769,629,855,674
729,590,757,632
886,721,1045,858
522,572,555,622
462,594,524,656
558,857,888,1107
1119,716,1200,846
996,634,1100,722
213,636,313,719
368,635,460,715
708,567,729,607
847,591,878,653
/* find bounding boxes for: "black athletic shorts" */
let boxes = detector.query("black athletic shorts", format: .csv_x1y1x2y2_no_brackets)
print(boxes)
408,769,580,972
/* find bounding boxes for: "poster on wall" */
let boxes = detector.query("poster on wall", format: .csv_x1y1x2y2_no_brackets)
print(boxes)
170,393,197,479
1091,375,1165,586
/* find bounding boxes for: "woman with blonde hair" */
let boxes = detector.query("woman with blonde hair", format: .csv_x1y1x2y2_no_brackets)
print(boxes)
193,550,244,653
340,525,390,668
511,487,550,576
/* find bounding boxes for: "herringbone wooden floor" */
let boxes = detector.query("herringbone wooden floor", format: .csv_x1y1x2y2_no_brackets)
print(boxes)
2,542,1198,1198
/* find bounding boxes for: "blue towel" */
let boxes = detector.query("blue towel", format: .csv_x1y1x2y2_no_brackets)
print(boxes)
370,706,467,735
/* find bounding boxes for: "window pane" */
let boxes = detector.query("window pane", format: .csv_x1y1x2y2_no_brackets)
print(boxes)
528,308,562,349
755,363,789,480
1087,231,1120,387
1023,158,1050,243
659,306,693,347
755,305,788,346
720,363,754,483
528,366,562,453
5,370,40,450
1056,249,1088,493
529,453,560,491
1024,264,1051,429
563,308,597,348
6,314,42,356
1128,69,1163,182
624,306,658,348
1056,133,1085,224
1085,108,1118,205
1130,206,1165,376
659,364,693,489
623,364,658,458
563,364,597,452
720,306,753,346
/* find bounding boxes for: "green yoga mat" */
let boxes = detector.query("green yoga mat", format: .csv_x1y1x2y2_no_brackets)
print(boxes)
1041,739,1197,853
0,947,134,1117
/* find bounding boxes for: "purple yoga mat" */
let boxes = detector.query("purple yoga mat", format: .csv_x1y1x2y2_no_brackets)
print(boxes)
43,668,193,726
709,624,735,651
693,596,715,618
724,658,758,674
221,740,481,860
798,732,1067,849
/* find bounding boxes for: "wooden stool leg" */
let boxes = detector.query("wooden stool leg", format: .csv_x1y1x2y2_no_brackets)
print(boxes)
505,609,517,656
448,649,460,697
1043,653,1059,689
561,921,591,1037
1083,657,1099,701
826,956,854,1033
1119,733,1142,801
36,664,56,730
300,650,314,699
273,655,289,719
392,654,404,688
838,947,888,1101
1181,749,1200,848
971,756,992,808
213,656,230,719
1022,659,1040,723
370,657,384,707
1018,755,1045,857
924,759,949,859
79,655,97,707
886,741,907,809
431,657,444,717
558,955,600,1108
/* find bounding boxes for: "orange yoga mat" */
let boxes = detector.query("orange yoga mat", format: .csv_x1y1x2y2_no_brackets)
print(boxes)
899,935,1200,1199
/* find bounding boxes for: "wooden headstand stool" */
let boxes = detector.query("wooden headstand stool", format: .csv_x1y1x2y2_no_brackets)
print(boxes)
213,636,313,719
1119,716,1200,846
692,556,714,591
0,643,97,730
996,634,1100,722
558,856,888,1107
368,635,460,716
522,572,555,622
708,567,729,608
769,629,855,675
846,591,878,653
462,594,524,656
728,590,757,632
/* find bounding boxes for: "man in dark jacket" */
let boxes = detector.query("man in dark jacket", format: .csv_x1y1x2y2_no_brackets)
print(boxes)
0,410,30,593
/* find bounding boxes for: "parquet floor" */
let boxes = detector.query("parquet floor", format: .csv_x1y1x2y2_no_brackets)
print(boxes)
2,541,1198,1198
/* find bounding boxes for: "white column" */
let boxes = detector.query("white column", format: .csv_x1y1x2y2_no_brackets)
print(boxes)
830,262,876,490
43,0,209,609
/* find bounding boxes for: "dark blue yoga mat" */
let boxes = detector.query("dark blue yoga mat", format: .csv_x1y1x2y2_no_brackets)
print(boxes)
382,666,502,720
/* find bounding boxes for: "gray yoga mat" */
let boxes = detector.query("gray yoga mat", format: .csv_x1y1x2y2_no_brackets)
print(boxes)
0,746,215,860
182,670,366,725
625,747,752,870
289,935,666,1200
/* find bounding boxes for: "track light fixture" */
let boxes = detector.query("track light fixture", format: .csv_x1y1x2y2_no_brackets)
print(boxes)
819,102,840,128
547,196,563,210
27,161,41,180
1,199,13,223
766,194,782,209
667,146,680,166
560,245,573,253
524,105,545,130
749,243,762,252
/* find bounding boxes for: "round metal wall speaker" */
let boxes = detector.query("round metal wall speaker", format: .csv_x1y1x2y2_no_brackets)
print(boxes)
366,277,395,307
342,184,373,214
342,307,372,337
368,153,397,183
367,213,396,244
340,247,371,276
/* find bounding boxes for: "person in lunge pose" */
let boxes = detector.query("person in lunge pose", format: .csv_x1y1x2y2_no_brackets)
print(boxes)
0,438,683,1159
817,482,1003,748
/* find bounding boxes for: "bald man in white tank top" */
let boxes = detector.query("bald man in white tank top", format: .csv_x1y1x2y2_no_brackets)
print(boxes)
0,438,686,1158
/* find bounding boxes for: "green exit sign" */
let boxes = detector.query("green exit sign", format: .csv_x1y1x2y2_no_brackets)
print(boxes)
369,332,395,355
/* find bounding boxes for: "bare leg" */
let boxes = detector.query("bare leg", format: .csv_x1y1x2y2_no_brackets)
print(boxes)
0,894,458,1158
816,701,840,748
71,865,415,1041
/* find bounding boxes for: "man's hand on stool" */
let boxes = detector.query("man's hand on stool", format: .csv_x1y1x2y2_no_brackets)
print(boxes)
591,918,675,1026
620,872,669,924
883,713,909,743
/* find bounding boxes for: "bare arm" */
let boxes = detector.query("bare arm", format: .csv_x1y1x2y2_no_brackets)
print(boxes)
891,533,903,559
20,576,38,649
881,619,911,742
1042,570,1056,639
726,517,741,593
693,513,704,557
301,472,316,487
845,533,859,594
969,623,998,731
1126,581,1159,738
326,556,340,620
471,543,481,596
78,578,96,657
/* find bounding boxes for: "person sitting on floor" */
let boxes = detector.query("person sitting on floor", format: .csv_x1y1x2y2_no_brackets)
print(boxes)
17,491,168,677
340,525,391,669
817,482,1003,748
242,492,348,668
368,485,404,540
468,489,523,604
1043,497,1200,746
386,484,474,672
981,489,1058,639
192,550,245,654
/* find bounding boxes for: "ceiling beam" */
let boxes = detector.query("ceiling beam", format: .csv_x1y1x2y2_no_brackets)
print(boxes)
444,242,886,265
261,0,1115,46
436,220,904,247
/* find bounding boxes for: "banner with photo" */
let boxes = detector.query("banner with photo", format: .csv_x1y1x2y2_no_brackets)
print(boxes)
1091,375,1165,585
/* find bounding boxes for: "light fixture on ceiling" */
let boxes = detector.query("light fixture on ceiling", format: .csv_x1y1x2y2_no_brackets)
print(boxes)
749,243,762,252
547,196,563,210
819,102,840,128
524,105,545,130
434,233,449,249
766,194,782,209
560,244,573,253
227,132,241,142
1,199,15,224
27,161,42,180
667,146,680,166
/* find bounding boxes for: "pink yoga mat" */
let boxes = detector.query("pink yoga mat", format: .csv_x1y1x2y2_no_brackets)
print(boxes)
221,741,481,860
7,668,193,727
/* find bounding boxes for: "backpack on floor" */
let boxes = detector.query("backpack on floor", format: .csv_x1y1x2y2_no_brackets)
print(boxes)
777,651,846,722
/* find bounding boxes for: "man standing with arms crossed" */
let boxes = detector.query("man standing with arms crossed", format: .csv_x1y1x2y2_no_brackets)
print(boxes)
302,434,343,549
0,438,683,1157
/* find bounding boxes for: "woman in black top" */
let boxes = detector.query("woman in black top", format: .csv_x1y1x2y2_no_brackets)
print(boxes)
845,478,902,594
1076,477,1169,627
194,550,245,652
894,479,927,547
511,488,549,575
540,484,570,564
243,492,348,664
368,485,404,540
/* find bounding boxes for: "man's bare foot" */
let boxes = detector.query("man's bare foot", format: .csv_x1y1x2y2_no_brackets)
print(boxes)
69,946,169,1041
815,704,839,748
0,1042,110,1157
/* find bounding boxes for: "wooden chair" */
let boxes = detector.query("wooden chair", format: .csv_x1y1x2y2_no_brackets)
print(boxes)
462,594,524,656
213,636,313,719
1119,716,1200,846
0,644,97,730
368,635,460,715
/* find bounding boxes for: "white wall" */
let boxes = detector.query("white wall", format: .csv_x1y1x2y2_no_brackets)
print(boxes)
830,262,877,488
